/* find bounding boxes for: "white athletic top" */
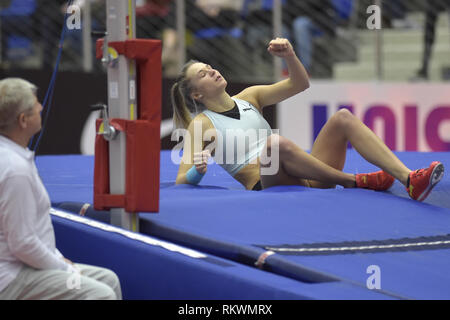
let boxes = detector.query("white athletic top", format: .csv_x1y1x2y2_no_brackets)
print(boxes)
202,97,272,177
0,135,72,292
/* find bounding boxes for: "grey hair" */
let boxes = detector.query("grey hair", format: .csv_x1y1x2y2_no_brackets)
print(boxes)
0,78,37,133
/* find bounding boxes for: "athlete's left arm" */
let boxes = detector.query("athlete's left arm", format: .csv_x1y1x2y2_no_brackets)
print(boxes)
235,38,310,111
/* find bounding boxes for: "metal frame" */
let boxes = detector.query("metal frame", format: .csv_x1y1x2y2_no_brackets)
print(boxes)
105,0,138,231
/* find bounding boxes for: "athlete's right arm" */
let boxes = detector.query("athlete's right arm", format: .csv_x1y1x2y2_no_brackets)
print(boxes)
175,115,215,185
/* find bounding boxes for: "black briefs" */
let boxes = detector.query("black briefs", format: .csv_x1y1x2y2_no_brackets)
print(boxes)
252,180,262,191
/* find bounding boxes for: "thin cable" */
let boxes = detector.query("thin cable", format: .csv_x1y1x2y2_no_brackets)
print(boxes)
30,0,74,152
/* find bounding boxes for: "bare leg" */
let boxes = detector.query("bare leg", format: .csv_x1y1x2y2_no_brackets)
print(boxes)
309,109,411,188
260,133,356,189
260,109,411,190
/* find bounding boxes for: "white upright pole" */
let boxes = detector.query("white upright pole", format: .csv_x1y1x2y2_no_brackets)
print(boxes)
82,0,92,72
273,0,282,81
374,0,383,80
106,0,139,231
176,0,186,71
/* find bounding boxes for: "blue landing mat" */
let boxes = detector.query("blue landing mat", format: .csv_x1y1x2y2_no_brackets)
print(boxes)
37,150,450,299
52,209,393,300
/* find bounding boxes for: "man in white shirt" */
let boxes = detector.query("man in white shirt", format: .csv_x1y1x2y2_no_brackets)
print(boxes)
0,78,122,300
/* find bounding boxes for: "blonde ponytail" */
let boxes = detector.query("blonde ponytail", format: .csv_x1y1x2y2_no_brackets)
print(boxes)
170,60,202,129
171,81,192,129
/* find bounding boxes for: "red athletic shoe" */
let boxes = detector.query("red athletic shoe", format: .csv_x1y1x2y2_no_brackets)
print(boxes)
407,161,444,201
355,170,395,191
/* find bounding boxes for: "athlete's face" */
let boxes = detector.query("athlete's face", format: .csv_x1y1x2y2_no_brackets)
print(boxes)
186,62,227,102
